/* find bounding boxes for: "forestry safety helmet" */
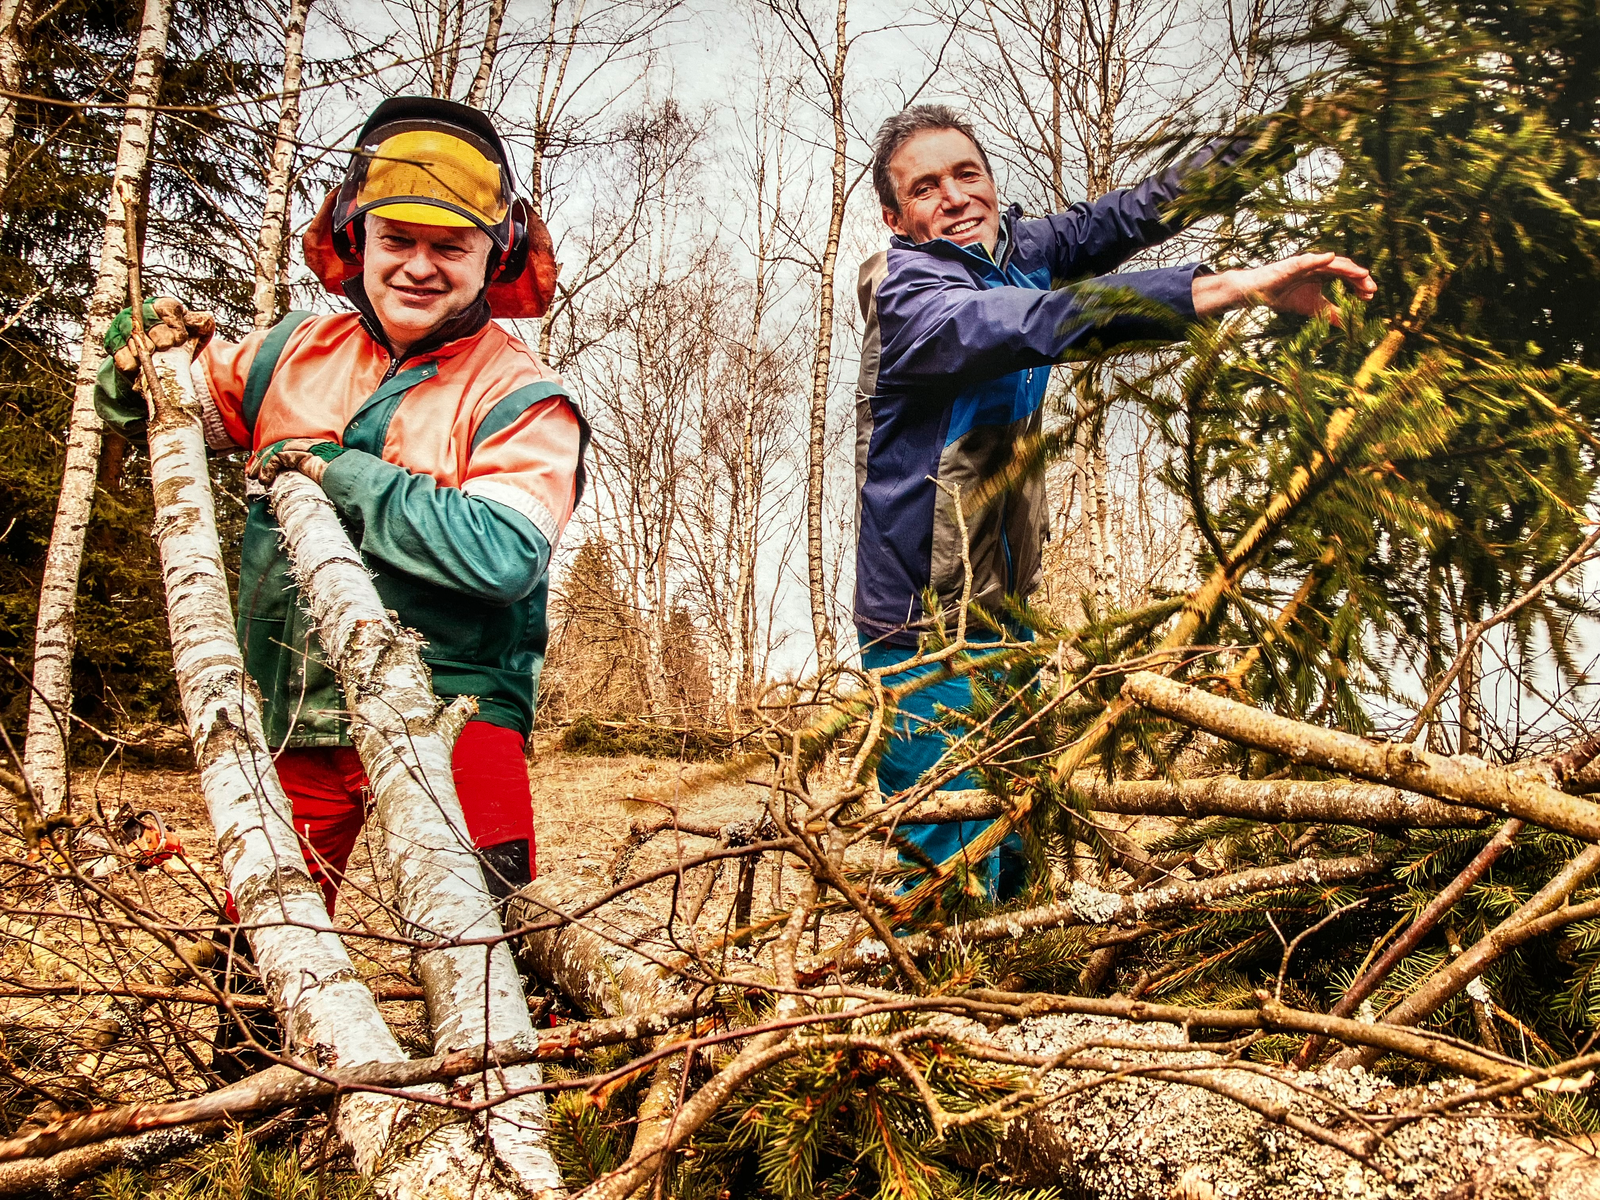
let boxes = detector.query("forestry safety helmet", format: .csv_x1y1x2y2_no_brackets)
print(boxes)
304,96,557,318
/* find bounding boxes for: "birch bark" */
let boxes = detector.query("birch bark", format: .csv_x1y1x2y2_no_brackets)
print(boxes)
803,0,848,670
23,0,172,817
269,471,564,1196
1120,670,1600,842
141,346,412,1177
0,0,29,193
466,0,508,106
251,0,311,329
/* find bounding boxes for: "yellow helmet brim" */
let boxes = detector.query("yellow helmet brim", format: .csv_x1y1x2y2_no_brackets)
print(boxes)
365,200,480,229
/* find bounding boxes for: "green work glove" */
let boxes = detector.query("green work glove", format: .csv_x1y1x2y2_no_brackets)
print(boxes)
247,438,346,487
95,297,217,436
104,296,215,371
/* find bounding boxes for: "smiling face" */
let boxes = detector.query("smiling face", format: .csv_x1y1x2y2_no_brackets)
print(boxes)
881,127,1000,254
362,213,493,356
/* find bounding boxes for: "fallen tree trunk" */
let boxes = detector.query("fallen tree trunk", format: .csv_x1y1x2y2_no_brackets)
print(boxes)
969,1008,1600,1200
806,851,1391,976
0,1002,712,1166
0,1122,220,1197
270,471,563,1196
1122,672,1600,841
0,976,437,1007
875,777,1489,830
142,345,417,1183
512,878,689,1022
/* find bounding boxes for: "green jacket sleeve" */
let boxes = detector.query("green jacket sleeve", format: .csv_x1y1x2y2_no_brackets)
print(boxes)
93,357,148,440
319,449,551,607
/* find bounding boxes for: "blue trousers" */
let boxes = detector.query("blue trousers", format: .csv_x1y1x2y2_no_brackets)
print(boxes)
859,634,1027,900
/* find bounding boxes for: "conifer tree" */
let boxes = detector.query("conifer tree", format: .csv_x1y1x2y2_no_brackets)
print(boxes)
885,0,1600,1091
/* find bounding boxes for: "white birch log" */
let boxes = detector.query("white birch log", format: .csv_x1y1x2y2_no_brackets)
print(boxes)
250,0,311,329
146,348,563,1199
22,0,171,816
269,471,564,1197
143,346,413,1177
512,879,687,1021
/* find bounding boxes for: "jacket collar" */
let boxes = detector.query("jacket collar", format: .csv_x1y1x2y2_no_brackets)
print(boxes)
341,274,493,366
887,203,1022,270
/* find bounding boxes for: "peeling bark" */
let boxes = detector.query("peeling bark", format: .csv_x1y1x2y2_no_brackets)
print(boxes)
512,878,688,1021
269,472,564,1196
142,347,433,1191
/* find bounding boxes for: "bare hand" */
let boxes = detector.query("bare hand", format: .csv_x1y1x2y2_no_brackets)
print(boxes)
111,297,216,374
1192,252,1376,321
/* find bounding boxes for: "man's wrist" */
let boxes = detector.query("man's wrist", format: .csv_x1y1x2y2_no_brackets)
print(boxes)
1192,269,1245,318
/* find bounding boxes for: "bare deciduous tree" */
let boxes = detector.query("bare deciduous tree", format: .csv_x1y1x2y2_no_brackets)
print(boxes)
252,0,313,329
757,0,851,671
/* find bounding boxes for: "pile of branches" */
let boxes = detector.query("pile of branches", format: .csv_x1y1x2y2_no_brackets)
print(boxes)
6,0,1600,1197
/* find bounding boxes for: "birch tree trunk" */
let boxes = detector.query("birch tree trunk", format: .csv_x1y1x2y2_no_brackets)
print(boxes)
803,0,848,671
727,287,763,722
726,87,783,724
1088,421,1116,604
466,0,508,106
269,472,565,1196
142,346,414,1179
23,0,171,817
251,0,311,329
0,0,29,193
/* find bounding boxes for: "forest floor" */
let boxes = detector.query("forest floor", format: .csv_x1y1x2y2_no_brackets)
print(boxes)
0,737,1176,1195
0,739,783,1129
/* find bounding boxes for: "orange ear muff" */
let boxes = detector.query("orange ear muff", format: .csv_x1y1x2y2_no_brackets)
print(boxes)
485,205,557,319
303,190,359,295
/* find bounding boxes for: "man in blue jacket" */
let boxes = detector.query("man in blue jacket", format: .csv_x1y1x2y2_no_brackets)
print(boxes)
856,104,1374,898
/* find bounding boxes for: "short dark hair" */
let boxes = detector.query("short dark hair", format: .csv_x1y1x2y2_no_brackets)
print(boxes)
871,104,993,213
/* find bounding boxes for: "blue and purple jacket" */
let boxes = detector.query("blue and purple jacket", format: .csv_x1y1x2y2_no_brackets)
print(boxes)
852,137,1254,646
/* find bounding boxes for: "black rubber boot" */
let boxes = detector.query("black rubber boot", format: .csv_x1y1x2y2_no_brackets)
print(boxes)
478,838,533,903
206,925,281,1082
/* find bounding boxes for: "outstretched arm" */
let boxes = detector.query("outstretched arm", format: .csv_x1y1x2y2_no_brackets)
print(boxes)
1192,251,1377,319
876,255,1202,389
1028,133,1269,280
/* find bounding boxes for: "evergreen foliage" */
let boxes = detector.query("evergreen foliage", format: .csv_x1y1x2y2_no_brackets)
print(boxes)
0,0,288,749
767,0,1600,1156
88,1123,373,1199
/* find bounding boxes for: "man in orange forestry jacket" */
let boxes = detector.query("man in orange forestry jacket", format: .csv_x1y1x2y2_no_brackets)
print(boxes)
96,96,587,911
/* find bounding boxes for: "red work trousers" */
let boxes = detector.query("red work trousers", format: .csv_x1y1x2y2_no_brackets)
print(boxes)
274,720,536,912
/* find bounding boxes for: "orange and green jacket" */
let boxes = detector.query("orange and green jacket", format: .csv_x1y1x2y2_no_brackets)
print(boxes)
97,292,587,748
